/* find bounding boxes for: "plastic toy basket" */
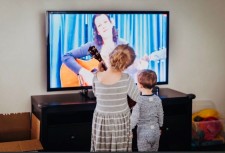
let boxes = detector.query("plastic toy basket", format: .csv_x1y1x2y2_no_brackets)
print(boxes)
192,119,225,147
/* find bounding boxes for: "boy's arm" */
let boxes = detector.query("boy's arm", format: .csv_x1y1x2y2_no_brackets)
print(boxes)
158,99,164,127
130,103,140,129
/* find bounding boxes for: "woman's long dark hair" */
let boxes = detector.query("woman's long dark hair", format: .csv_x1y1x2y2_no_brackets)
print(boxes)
92,14,118,45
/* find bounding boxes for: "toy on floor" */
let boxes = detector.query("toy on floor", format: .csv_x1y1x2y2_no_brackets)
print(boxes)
192,108,225,146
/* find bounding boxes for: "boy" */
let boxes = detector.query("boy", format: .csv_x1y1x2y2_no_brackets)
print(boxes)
131,69,164,151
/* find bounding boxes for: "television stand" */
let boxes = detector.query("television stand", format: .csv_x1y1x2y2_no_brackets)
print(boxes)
80,89,96,100
31,88,195,151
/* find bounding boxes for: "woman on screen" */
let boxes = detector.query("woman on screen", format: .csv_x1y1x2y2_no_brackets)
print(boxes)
61,14,127,87
61,13,167,87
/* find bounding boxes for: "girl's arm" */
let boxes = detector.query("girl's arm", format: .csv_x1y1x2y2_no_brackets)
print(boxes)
127,75,140,103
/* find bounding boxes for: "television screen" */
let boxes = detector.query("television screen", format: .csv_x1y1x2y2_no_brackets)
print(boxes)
47,11,169,91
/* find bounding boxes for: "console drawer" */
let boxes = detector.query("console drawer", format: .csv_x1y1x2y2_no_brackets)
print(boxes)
46,122,92,151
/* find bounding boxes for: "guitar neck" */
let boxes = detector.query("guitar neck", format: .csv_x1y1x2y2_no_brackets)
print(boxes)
96,57,107,71
101,61,107,71
88,46,107,71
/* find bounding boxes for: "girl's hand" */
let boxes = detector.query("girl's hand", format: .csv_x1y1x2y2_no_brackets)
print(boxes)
98,61,107,72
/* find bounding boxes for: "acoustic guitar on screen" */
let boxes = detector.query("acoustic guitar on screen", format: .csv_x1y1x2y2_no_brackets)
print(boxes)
88,46,136,108
60,46,136,108
60,46,106,87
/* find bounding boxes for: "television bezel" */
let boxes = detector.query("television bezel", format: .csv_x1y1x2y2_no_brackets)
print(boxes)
46,10,169,92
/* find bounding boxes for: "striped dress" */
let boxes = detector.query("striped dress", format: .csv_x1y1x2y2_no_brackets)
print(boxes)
91,73,140,152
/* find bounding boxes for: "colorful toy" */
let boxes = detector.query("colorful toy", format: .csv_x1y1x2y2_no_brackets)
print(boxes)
192,108,220,121
192,108,224,144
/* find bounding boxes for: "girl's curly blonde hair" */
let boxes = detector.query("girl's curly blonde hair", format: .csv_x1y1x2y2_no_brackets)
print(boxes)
109,44,136,71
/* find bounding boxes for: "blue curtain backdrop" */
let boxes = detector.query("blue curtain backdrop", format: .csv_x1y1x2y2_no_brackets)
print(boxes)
49,13,168,88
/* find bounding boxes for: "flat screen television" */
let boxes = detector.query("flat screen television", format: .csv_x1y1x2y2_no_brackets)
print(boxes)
46,11,169,92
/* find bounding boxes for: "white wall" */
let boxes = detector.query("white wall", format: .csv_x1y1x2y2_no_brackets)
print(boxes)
0,0,225,117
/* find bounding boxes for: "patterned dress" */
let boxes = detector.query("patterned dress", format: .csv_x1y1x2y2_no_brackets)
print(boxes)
91,73,140,152
130,94,164,151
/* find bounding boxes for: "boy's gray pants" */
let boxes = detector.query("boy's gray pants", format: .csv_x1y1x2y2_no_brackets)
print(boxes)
137,124,161,151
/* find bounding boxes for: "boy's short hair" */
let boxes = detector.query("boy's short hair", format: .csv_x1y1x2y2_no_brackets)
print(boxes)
109,44,136,71
137,69,157,89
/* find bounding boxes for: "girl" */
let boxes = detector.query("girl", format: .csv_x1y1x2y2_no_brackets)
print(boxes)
91,44,140,152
